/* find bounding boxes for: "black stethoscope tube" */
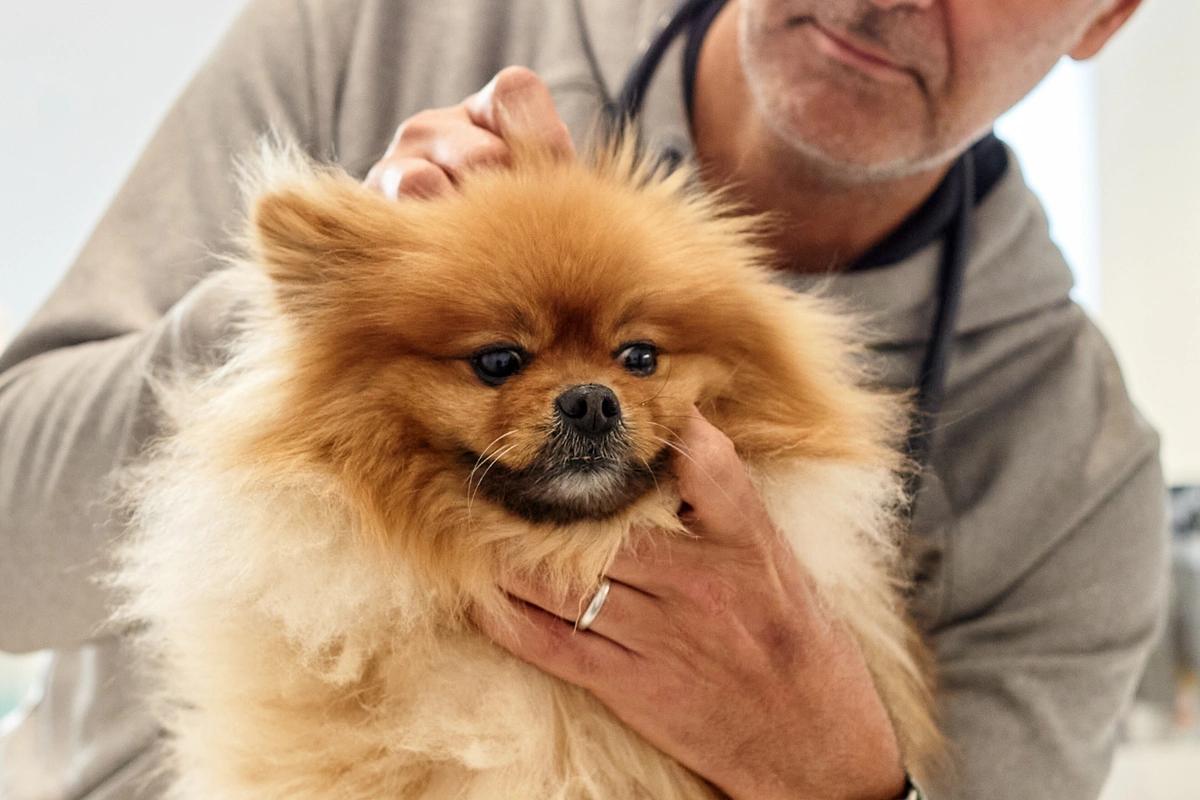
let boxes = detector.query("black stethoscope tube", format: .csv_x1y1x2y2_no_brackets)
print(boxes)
611,0,717,122
903,154,972,504
584,0,970,511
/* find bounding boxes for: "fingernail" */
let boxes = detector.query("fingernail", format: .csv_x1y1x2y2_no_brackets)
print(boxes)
468,75,500,121
380,166,403,199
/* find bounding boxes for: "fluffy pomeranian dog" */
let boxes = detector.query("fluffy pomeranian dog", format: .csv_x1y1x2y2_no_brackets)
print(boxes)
113,138,939,799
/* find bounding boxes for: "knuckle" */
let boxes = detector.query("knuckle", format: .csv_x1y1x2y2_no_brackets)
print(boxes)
456,140,510,170
394,109,449,146
396,161,447,196
492,65,546,100
677,569,737,616
482,139,513,164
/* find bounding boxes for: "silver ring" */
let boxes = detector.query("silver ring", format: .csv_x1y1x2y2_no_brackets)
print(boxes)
576,579,612,631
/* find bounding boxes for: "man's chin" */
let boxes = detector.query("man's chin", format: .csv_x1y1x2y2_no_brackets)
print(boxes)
766,106,937,182
779,123,955,187
745,75,941,183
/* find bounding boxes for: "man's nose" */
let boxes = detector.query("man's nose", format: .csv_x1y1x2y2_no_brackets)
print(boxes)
868,0,935,10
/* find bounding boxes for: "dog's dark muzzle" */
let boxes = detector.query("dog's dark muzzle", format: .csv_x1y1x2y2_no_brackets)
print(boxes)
464,417,667,525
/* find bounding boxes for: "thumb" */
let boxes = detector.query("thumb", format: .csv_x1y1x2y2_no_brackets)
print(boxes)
463,66,575,158
671,407,761,547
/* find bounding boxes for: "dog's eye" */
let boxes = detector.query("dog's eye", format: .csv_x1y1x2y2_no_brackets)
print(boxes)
617,343,657,376
471,348,526,386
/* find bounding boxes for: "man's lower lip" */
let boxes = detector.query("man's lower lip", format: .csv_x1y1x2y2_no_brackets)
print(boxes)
797,21,913,85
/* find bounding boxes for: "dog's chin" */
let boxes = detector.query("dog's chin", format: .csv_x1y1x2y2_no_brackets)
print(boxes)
465,448,670,525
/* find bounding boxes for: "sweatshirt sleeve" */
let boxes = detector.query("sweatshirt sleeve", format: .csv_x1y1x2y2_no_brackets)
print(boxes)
928,452,1169,799
0,0,362,653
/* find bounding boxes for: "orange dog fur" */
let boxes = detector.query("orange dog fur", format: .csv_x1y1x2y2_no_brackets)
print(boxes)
113,141,940,799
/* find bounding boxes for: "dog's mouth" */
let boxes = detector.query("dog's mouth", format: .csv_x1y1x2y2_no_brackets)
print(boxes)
463,430,669,525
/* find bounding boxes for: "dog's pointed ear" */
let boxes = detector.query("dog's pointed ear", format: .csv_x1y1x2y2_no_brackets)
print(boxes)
249,170,408,310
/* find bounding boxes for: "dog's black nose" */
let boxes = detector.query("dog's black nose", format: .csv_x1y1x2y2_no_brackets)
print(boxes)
555,384,621,436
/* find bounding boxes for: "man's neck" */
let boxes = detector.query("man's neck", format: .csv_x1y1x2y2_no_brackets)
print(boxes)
690,2,950,274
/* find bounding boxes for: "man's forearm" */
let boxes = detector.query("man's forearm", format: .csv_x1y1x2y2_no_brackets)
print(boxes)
0,274,240,652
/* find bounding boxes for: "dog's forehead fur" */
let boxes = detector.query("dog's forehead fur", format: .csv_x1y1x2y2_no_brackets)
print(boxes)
250,148,832,424
349,159,779,357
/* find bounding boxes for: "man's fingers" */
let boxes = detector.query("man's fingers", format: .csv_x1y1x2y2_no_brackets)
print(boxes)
473,597,636,691
425,126,511,180
364,157,455,199
367,107,511,198
604,527,695,594
672,409,744,521
364,67,574,200
392,107,512,179
500,574,660,652
463,66,575,158
669,408,781,555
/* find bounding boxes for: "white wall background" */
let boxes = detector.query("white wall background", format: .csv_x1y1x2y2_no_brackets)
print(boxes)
996,2,1200,486
1095,0,1200,486
0,0,247,342
996,61,1101,313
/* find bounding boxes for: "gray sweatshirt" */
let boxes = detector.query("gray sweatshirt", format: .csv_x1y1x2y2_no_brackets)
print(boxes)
0,1,1168,798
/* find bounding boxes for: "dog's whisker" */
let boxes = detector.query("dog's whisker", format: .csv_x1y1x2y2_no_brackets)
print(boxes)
466,441,520,527
468,443,518,503
644,420,690,446
467,443,520,516
647,434,694,466
465,433,519,516
636,453,664,505
466,430,519,490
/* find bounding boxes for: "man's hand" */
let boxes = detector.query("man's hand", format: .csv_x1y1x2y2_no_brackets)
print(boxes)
364,66,574,199
475,409,909,800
